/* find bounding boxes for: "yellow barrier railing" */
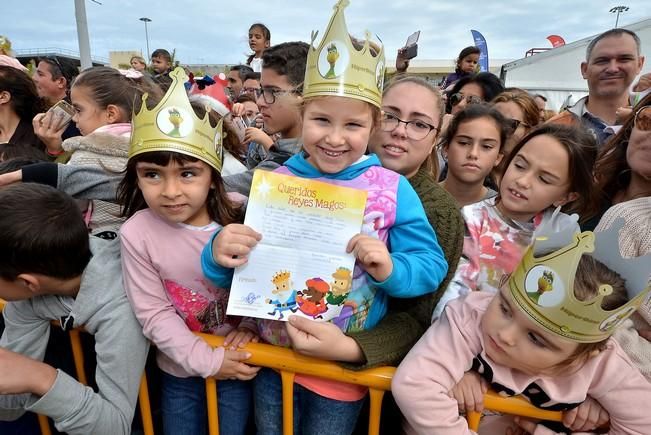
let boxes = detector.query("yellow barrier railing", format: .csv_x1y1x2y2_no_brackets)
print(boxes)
0,300,154,435
195,333,395,435
0,298,564,434
467,390,563,431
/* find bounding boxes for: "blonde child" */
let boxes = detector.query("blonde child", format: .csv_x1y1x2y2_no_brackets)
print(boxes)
119,67,258,435
433,124,598,319
201,2,448,433
393,227,651,434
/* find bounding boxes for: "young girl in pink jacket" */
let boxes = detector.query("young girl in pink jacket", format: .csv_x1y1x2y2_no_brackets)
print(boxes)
392,226,651,434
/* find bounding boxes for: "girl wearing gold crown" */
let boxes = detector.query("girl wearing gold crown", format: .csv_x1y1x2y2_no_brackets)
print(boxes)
118,67,259,435
393,227,651,434
201,1,448,433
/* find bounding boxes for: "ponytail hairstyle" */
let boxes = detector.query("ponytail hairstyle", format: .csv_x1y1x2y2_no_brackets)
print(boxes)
72,66,163,122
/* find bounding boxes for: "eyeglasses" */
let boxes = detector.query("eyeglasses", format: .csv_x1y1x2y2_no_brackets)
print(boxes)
506,118,529,134
449,93,483,107
381,112,439,140
45,56,64,76
254,87,300,104
634,106,651,131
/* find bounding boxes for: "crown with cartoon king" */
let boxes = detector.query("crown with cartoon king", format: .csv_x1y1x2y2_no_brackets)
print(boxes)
303,0,385,108
130,67,223,171
508,219,651,343
272,271,291,285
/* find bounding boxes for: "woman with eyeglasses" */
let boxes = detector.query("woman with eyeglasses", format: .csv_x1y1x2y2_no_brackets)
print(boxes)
363,74,464,365
585,93,651,231
438,72,504,144
491,91,540,156
445,72,504,116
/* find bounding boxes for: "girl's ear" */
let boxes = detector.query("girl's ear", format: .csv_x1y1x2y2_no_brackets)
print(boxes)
494,152,504,168
552,191,579,207
265,40,271,48
0,90,11,104
17,273,41,293
105,104,124,124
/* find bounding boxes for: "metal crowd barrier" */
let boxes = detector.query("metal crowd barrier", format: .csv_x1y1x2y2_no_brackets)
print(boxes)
0,301,563,434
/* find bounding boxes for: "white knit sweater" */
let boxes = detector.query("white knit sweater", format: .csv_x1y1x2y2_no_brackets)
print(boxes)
596,197,651,382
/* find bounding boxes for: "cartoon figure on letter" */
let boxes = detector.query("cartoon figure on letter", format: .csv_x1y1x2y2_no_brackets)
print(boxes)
327,267,352,306
296,278,329,319
266,271,297,320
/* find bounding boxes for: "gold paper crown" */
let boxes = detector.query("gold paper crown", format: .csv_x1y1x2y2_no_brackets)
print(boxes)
509,220,651,343
130,67,223,171
272,271,291,285
303,0,385,108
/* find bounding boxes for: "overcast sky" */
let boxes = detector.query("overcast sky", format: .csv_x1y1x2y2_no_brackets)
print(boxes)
4,0,650,64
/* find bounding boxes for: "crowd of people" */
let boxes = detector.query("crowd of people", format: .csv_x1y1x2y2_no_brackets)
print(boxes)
0,1,650,434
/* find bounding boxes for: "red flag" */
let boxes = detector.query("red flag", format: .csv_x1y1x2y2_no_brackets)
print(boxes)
546,35,566,48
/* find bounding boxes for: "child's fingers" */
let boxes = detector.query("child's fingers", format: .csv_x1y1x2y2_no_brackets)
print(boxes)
217,254,249,268
223,330,237,346
346,234,365,253
233,364,261,380
513,417,538,433
223,225,262,241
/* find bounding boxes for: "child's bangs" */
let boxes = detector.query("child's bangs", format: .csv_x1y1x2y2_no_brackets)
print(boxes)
131,150,201,167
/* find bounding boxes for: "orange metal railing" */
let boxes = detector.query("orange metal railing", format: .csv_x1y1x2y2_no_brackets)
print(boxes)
0,300,563,434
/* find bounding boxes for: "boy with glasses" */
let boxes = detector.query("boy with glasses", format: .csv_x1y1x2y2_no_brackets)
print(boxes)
224,41,309,196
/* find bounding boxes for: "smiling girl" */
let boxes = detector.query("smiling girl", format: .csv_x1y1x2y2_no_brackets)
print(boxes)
433,124,598,319
119,68,258,435
202,3,447,433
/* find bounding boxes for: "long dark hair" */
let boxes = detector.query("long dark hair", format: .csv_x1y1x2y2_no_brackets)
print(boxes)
498,123,599,221
0,65,46,120
594,92,651,203
445,72,504,114
117,151,243,225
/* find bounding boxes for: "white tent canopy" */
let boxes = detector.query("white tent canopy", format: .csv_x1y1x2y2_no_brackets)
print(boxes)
501,18,651,112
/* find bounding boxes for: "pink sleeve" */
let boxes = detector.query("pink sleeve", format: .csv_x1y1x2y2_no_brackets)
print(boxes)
587,349,651,434
392,298,482,435
120,232,225,378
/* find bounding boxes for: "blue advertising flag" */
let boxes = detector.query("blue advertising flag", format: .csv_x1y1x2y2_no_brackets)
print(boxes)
470,30,489,72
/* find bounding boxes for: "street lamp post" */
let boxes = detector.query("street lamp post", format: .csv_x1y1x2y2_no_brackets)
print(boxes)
609,6,629,28
139,17,152,58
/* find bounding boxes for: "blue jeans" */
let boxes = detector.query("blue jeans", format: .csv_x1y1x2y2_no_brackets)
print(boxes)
254,368,365,435
160,371,252,435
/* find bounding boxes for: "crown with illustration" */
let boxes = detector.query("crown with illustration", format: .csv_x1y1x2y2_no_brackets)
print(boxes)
508,219,651,343
130,67,223,172
272,271,291,285
303,0,385,108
